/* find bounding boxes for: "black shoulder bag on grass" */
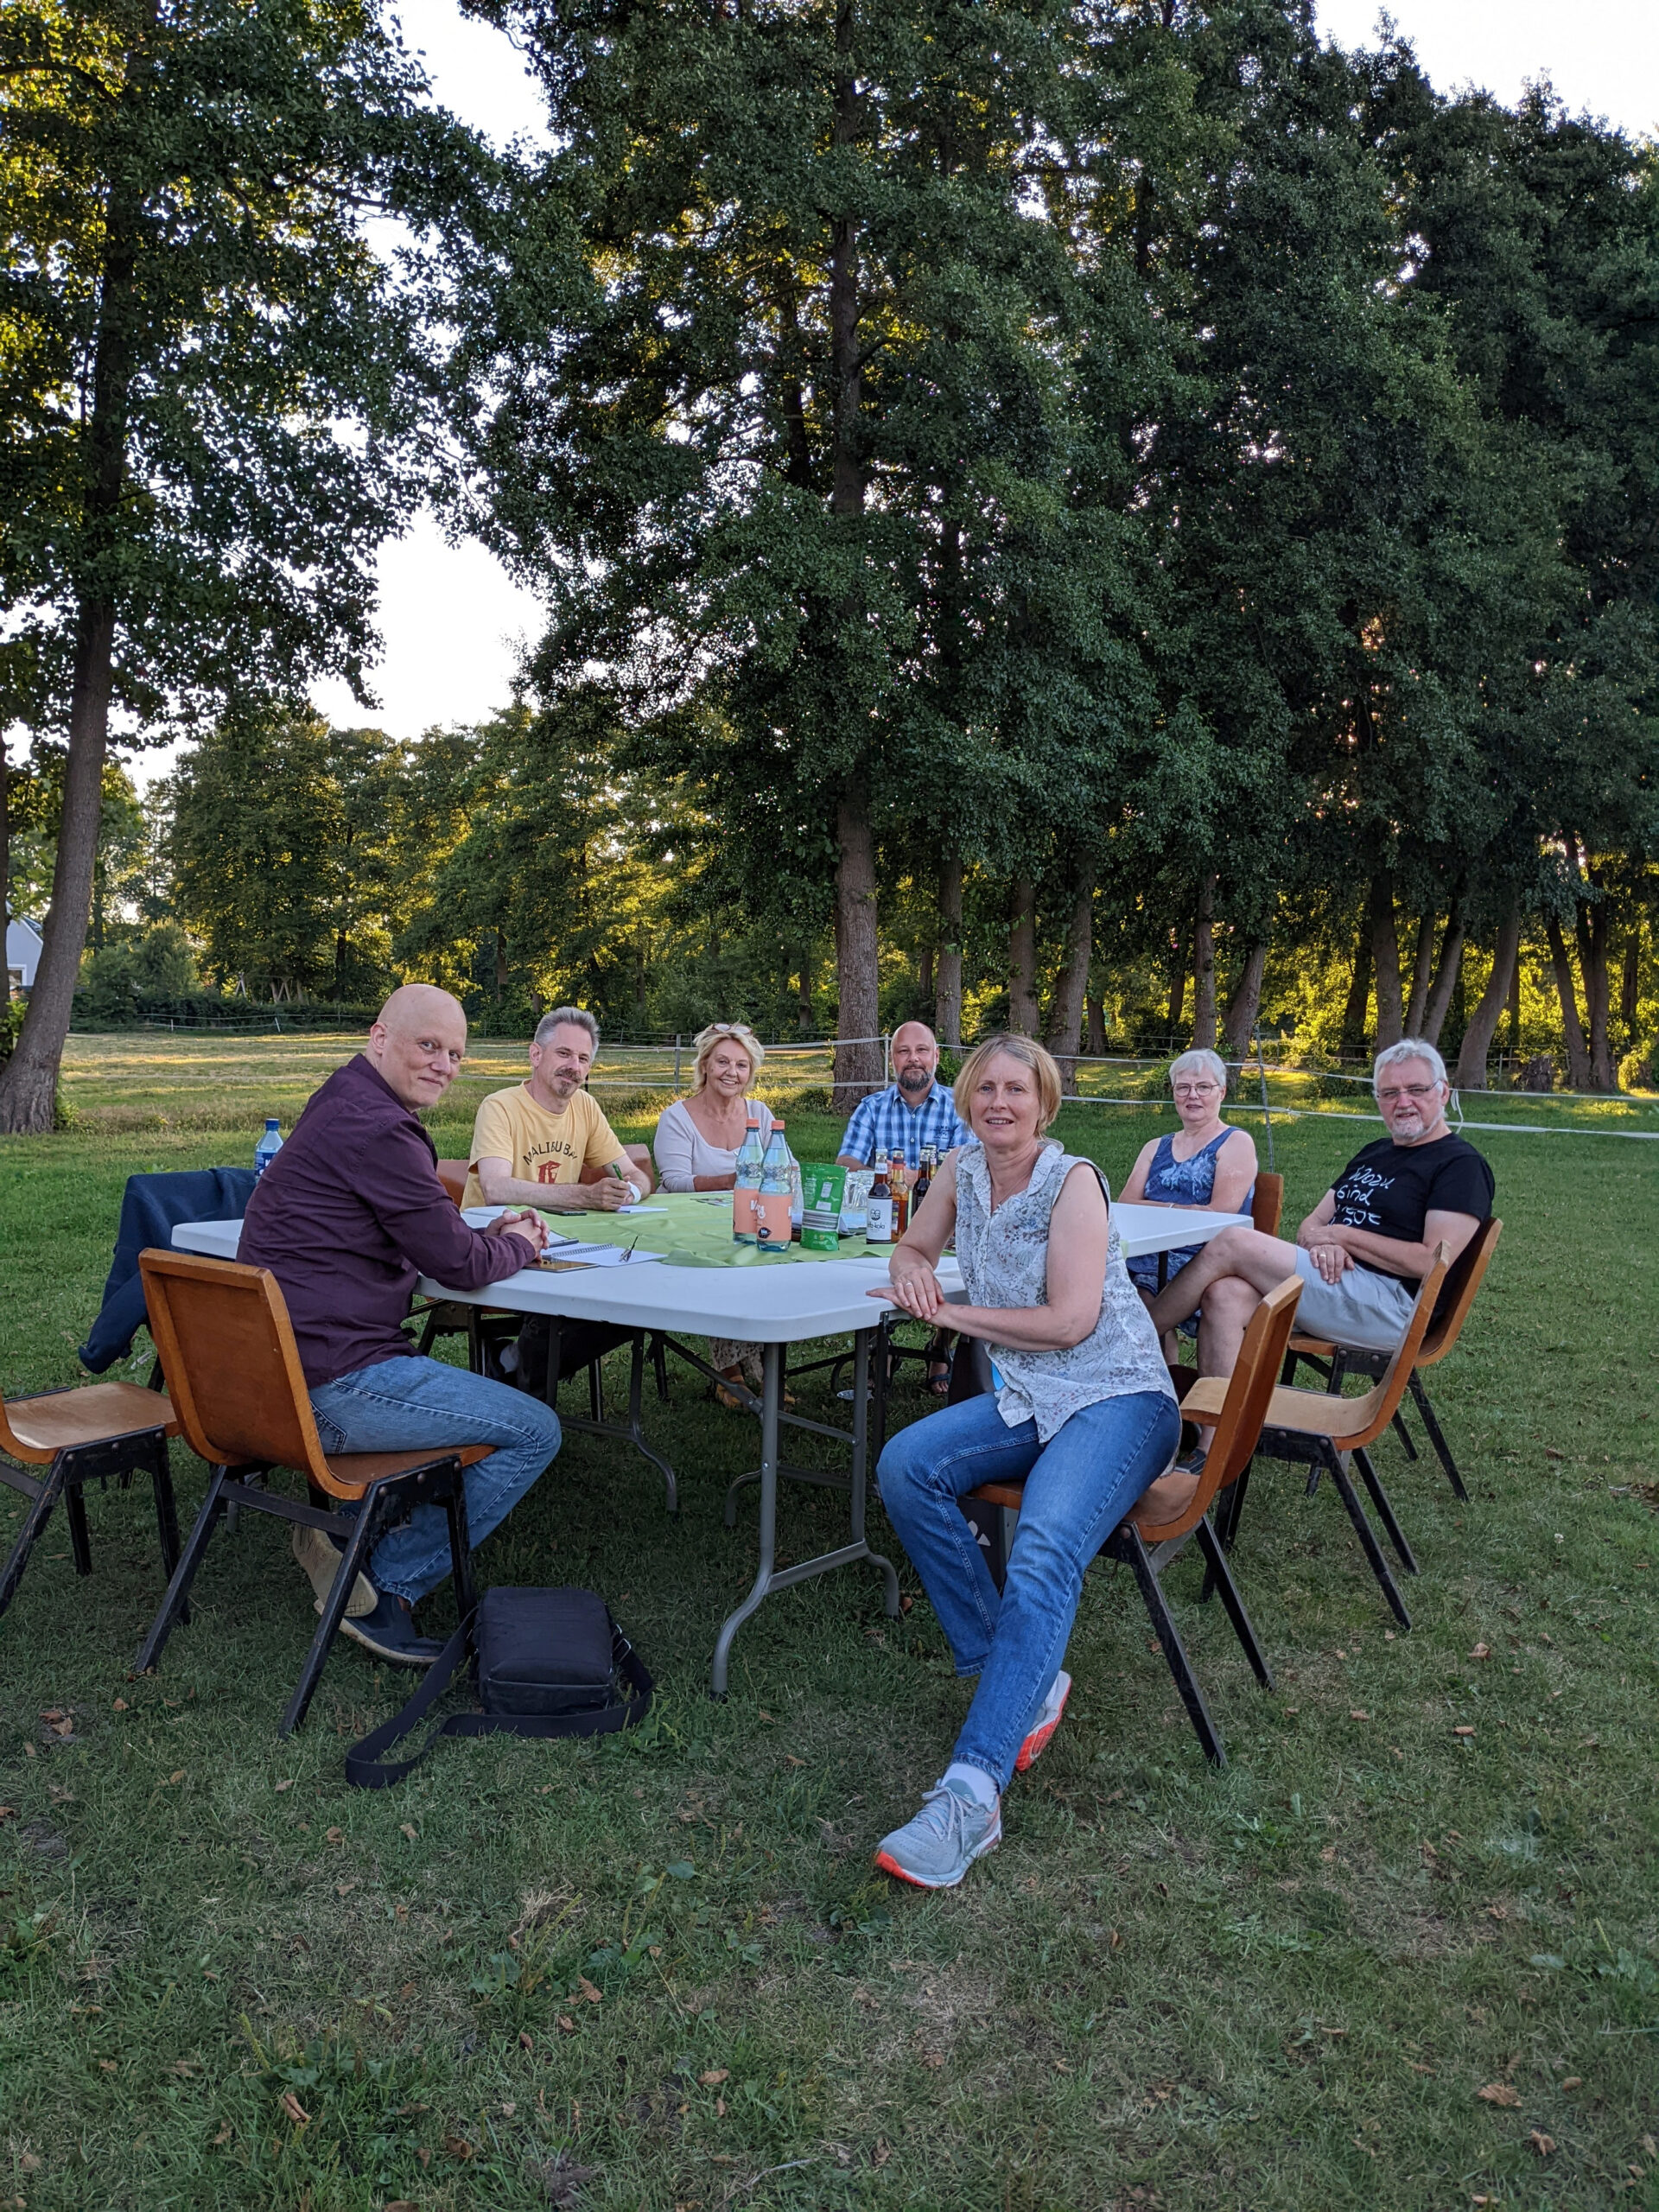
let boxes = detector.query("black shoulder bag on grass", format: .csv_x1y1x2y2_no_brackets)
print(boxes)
345,1586,652,1789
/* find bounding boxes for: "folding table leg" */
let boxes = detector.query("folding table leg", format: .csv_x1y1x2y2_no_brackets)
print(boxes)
1408,1372,1468,1501
135,1464,232,1673
1353,1446,1417,1573
1193,1515,1274,1690
711,1343,784,1698
1324,1444,1411,1630
1119,1523,1226,1767
0,1458,64,1622
849,1328,899,1619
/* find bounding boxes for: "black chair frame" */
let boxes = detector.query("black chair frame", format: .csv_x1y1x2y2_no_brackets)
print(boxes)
1,1409,181,1626
1283,1343,1467,1501
134,1452,474,1737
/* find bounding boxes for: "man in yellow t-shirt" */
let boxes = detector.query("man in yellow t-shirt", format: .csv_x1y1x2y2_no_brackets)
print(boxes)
462,1007,652,1211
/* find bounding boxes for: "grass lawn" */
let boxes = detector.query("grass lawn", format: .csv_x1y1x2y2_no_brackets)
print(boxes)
1,1043,1656,2210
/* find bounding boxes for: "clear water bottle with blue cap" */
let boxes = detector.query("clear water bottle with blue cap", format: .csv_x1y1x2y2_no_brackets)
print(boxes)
255,1117,283,1176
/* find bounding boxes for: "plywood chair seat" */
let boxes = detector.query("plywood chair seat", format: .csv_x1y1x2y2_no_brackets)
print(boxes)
3,1382,179,1462
135,1249,489,1734
1,1380,184,1629
964,1276,1304,1767
1182,1371,1399,1452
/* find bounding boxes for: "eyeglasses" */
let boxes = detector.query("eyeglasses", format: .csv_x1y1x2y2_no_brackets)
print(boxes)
1172,1082,1221,1097
1377,1083,1440,1102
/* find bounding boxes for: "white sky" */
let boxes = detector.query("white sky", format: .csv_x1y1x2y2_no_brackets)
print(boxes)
129,0,1656,787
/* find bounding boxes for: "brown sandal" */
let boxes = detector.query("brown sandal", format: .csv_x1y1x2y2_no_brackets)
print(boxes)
926,1361,952,1398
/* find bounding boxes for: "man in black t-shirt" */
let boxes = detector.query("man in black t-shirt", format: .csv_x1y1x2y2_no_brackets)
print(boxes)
1147,1039,1494,1381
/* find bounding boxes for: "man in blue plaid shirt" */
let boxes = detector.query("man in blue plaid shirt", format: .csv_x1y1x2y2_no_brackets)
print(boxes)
836,1022,972,1175
837,1022,971,1395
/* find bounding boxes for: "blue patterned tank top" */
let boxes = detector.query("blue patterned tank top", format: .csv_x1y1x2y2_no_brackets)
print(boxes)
1141,1128,1254,1211
952,1140,1175,1442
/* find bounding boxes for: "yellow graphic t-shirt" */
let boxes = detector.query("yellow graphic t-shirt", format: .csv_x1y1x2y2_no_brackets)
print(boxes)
462,1084,626,1208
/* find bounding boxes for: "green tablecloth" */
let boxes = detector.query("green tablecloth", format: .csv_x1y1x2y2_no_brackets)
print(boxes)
531,1190,882,1270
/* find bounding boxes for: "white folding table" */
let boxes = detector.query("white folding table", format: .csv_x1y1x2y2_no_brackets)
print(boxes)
172,1202,1249,1694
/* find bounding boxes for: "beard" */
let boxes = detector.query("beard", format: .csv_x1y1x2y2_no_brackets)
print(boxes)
896,1067,931,1095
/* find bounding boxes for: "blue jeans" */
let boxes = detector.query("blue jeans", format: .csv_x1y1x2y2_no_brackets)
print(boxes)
878,1389,1180,1793
308,1356,561,1606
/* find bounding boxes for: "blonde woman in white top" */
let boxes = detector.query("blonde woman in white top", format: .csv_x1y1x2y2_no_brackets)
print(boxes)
653,1022,776,1407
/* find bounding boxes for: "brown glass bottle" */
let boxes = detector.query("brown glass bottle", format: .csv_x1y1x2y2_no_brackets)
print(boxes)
866,1150,894,1244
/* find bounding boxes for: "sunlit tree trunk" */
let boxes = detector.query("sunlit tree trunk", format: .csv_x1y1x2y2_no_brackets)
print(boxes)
1454,900,1522,1090
1008,878,1039,1034
934,851,963,1047
1222,940,1268,1058
1421,900,1465,1047
1191,874,1217,1050
1370,873,1402,1050
1542,912,1592,1091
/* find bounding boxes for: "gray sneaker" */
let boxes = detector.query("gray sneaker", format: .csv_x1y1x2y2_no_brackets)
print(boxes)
874,1781,1001,1890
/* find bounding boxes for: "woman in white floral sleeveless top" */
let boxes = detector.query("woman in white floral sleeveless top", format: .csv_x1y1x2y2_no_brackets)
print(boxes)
866,1036,1180,1891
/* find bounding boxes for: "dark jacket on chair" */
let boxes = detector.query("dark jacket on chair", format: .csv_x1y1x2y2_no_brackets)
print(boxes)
80,1168,260,1373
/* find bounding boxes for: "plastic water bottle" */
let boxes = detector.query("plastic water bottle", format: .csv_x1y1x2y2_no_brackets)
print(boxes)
754,1125,793,1253
732,1111,765,1244
255,1117,283,1176
774,1118,804,1241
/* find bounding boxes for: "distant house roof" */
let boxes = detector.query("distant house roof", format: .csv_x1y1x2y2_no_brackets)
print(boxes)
6,916,45,987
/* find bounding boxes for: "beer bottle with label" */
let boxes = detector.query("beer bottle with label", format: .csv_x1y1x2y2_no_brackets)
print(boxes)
866,1150,895,1245
912,1145,935,1214
893,1161,910,1240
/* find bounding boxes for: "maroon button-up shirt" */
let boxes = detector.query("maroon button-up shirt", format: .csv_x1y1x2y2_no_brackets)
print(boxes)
238,1053,537,1388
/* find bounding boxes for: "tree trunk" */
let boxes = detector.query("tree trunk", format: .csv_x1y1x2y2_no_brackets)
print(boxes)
1403,910,1435,1036
0,30,145,1132
1045,878,1094,1092
1166,928,1186,1038
0,606,116,1128
1191,874,1217,1050
1506,938,1522,1059
1421,902,1465,1047
797,957,814,1034
918,943,933,1007
935,851,963,1048
1007,877,1039,1034
494,926,508,1001
1222,940,1268,1058
1369,872,1403,1050
832,790,881,1107
0,734,9,995
1543,912,1593,1091
1086,994,1107,1055
1338,914,1372,1060
1574,887,1615,1091
1454,900,1522,1090
1620,933,1640,1029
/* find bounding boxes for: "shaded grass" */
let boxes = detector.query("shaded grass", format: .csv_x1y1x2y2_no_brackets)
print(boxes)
1,1084,1656,2210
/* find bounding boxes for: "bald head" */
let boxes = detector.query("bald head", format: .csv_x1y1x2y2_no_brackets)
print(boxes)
892,1021,940,1097
366,984,468,1111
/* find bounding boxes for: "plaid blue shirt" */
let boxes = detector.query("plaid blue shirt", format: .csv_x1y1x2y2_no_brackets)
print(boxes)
838,1082,973,1173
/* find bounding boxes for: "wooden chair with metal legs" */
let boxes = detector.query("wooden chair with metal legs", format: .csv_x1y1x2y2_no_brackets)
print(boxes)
966,1276,1304,1768
134,1249,488,1736
1250,1172,1283,1238
1281,1218,1502,1502
1184,1247,1450,1631
0,1382,182,1628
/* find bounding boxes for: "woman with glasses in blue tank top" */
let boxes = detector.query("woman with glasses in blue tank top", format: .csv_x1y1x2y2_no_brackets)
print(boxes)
1122,1048,1258,1355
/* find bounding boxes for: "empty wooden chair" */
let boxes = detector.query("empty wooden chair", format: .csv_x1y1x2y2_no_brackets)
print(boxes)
966,1276,1304,1768
1,1382,181,1627
1283,1217,1502,1500
1250,1171,1283,1237
134,1249,489,1735
435,1159,469,1206
1184,1247,1450,1630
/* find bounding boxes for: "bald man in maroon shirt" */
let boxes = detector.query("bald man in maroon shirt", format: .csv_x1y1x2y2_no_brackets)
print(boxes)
239,986,561,1667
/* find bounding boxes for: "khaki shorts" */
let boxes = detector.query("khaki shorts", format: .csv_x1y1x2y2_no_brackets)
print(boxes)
1290,1249,1415,1354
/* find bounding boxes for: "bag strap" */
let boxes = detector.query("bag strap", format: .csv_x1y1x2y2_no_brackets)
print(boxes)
345,1616,653,1789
